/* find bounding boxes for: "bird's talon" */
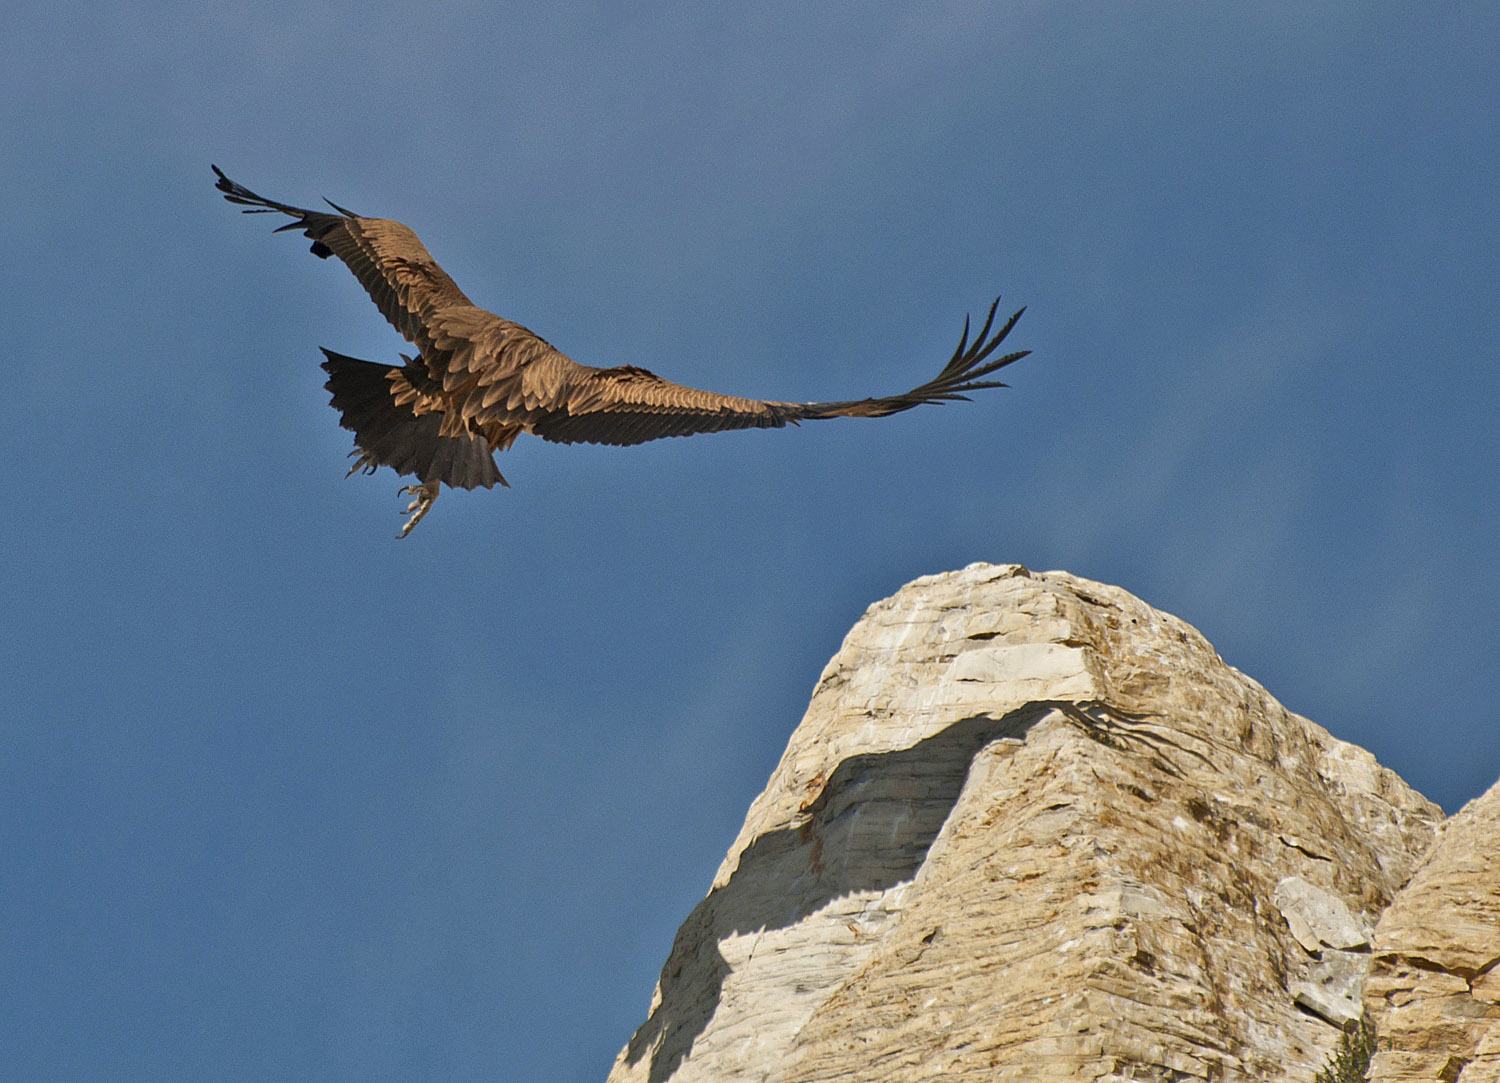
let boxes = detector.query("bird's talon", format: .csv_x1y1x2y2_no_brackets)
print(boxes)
394,481,439,538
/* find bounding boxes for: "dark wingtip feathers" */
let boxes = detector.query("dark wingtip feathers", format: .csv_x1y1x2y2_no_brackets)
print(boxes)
212,164,280,213
790,297,1028,422
892,297,1030,409
214,166,352,260
212,165,359,225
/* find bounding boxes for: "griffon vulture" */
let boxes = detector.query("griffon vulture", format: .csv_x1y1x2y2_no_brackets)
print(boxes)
213,166,1030,537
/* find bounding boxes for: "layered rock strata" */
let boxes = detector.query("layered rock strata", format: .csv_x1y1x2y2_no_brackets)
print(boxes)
1366,778,1500,1083
607,564,1443,1082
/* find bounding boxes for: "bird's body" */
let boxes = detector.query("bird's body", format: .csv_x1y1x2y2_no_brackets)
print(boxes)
213,166,1030,536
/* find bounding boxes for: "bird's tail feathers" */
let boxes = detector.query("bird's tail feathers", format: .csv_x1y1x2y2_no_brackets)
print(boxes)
319,349,507,491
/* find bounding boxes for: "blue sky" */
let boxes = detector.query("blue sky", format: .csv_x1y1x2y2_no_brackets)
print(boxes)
4,4,1498,1081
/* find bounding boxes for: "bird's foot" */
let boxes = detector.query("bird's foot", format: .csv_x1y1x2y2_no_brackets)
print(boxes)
396,480,440,538
345,449,378,477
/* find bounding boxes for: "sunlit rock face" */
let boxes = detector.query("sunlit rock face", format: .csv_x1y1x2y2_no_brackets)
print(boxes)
1366,777,1500,1083
607,563,1443,1083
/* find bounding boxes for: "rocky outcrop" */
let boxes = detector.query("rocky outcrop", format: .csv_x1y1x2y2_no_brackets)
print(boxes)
1366,778,1500,1082
606,564,1443,1083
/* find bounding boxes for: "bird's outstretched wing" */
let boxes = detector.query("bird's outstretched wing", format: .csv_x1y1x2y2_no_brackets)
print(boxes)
214,165,473,355
524,299,1028,446
215,166,1028,451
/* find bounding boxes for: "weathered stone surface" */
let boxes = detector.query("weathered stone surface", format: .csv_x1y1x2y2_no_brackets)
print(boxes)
1291,948,1368,1027
607,564,1442,1083
1274,876,1373,953
1367,777,1500,1083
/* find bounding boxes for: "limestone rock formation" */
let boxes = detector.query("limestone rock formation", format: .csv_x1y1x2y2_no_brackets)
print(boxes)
1366,777,1500,1083
607,564,1443,1083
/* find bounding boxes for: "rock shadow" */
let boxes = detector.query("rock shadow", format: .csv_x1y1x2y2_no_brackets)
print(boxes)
622,700,1079,1082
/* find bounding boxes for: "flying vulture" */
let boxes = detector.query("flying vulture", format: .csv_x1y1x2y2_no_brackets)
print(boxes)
213,166,1031,537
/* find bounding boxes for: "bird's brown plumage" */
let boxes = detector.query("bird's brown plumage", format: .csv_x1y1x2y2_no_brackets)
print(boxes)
213,166,1031,534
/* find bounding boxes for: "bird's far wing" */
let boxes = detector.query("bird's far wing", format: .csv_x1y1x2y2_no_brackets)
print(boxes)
522,299,1029,447
213,166,474,354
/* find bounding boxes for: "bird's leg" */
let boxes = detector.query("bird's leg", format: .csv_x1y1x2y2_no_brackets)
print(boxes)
396,479,440,538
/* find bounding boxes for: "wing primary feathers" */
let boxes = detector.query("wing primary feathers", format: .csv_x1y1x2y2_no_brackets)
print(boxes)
214,165,351,257
790,298,1029,421
213,164,316,219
